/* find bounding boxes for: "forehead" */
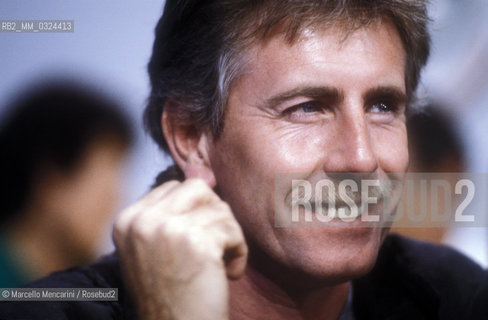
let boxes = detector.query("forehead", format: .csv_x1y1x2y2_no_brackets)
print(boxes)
231,19,406,102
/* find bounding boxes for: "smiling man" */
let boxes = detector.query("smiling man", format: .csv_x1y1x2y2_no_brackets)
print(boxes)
1,1,487,319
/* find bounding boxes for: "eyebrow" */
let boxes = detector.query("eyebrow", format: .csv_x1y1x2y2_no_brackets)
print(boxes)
261,85,407,110
262,86,408,112
262,86,344,109
362,86,407,105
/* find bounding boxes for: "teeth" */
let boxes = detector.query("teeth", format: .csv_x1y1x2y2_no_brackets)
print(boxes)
314,203,362,219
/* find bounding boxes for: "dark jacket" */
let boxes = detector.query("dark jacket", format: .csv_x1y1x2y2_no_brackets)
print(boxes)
0,234,487,319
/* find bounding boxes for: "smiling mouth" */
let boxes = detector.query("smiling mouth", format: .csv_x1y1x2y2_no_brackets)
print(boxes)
310,199,383,220
311,202,360,219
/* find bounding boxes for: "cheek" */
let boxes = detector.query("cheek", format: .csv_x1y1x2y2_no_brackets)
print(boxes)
210,121,318,228
372,124,408,173
269,125,331,172
213,122,325,180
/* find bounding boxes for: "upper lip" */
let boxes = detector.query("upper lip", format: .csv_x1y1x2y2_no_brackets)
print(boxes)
311,201,362,208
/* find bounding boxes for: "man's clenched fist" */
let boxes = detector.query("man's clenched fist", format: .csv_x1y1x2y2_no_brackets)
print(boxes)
113,179,248,320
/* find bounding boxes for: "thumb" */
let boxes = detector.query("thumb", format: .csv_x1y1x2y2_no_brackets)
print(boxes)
224,241,248,280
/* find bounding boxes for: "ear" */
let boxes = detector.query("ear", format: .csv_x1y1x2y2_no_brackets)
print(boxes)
161,106,216,188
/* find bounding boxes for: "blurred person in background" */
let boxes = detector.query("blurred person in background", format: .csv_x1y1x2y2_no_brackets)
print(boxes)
0,82,133,287
392,104,465,243
406,105,464,174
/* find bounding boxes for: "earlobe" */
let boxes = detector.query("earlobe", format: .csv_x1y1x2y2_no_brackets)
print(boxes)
185,135,217,187
161,107,217,188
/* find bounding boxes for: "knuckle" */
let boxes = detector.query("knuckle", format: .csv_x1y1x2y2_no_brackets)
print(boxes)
213,204,236,223
112,227,123,246
153,180,180,198
186,229,221,261
113,209,135,237
127,215,157,243
153,219,176,240
160,179,180,189
184,178,211,192
220,220,243,241
216,201,232,213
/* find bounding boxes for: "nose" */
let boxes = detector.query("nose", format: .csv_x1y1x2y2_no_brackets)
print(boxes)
324,109,378,174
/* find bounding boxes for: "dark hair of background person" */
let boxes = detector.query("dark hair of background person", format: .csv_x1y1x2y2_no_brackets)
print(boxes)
392,104,465,244
0,82,133,225
143,0,431,186
407,105,465,172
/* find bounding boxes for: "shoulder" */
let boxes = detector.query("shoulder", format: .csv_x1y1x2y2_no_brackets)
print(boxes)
381,233,485,282
0,253,137,320
353,233,488,319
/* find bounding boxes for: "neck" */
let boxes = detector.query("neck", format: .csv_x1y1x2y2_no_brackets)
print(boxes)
6,206,81,280
229,263,349,320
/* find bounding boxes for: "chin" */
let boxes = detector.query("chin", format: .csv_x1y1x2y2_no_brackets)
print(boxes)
267,226,387,287
296,243,380,285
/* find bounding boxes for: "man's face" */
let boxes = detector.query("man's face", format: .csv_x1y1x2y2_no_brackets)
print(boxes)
208,19,408,282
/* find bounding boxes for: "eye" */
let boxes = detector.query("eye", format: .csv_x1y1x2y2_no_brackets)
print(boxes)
300,102,321,113
284,101,323,115
367,99,405,124
282,101,331,122
370,102,394,113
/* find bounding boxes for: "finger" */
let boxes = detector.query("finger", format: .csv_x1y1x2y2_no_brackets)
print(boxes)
136,179,181,207
122,178,220,229
224,240,248,280
153,178,222,215
113,180,181,240
185,202,248,279
115,178,219,249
